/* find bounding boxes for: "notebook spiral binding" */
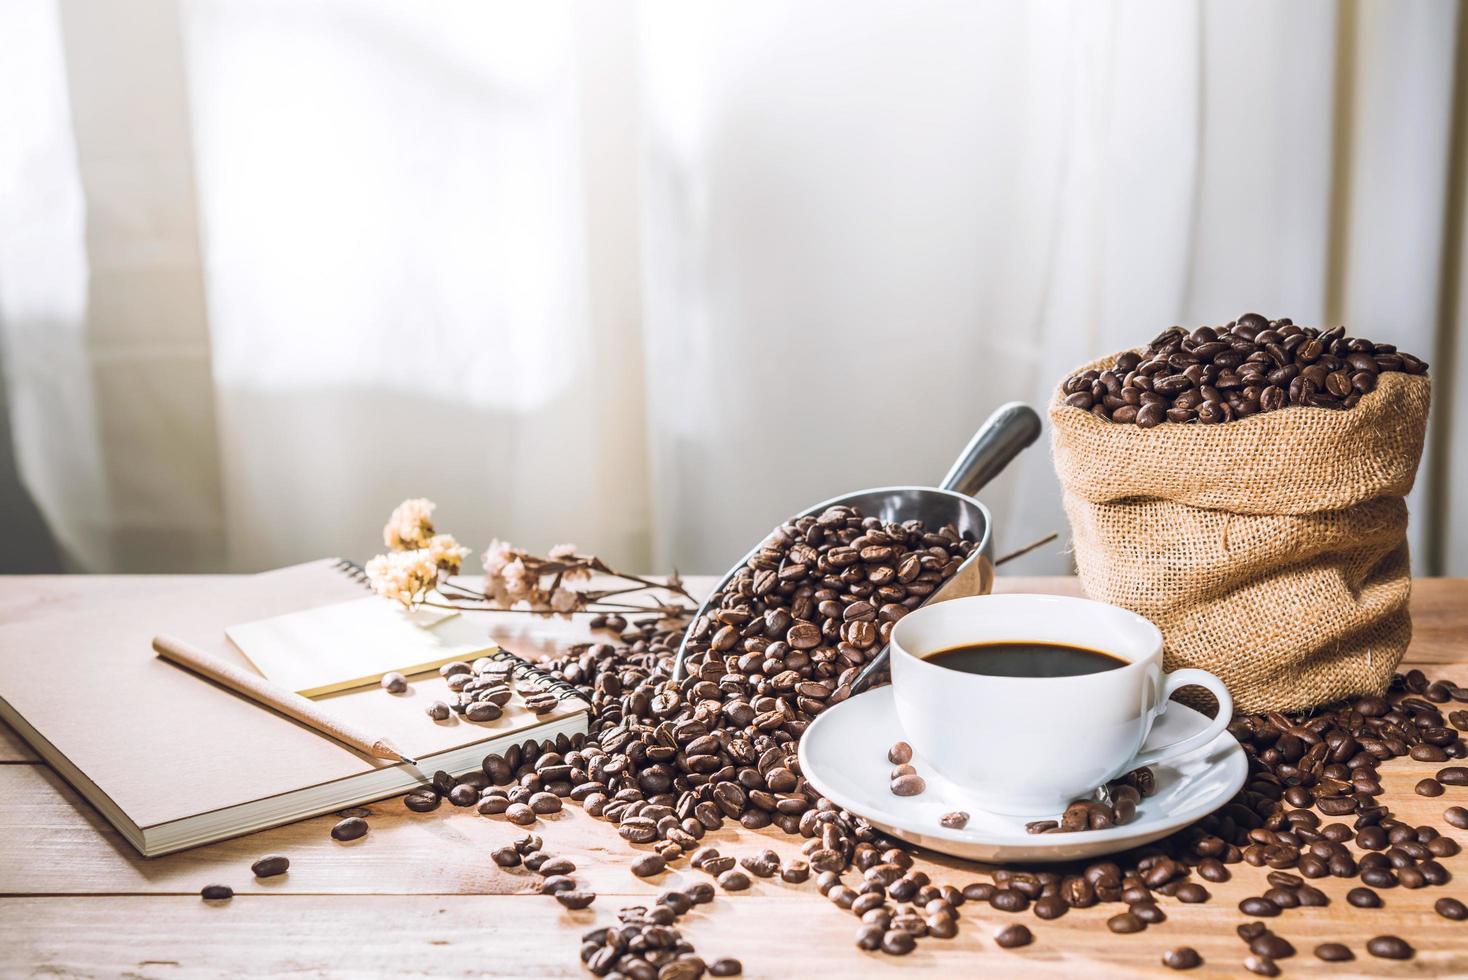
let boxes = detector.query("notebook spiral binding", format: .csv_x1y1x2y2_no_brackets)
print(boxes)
334,558,586,706
334,558,373,589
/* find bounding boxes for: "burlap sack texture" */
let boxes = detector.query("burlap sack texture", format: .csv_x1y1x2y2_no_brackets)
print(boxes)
1050,353,1431,714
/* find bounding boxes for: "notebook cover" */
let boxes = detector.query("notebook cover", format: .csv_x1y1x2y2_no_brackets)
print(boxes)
0,560,583,832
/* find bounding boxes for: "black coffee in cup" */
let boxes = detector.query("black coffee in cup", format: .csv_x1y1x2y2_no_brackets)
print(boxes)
925,641,1126,678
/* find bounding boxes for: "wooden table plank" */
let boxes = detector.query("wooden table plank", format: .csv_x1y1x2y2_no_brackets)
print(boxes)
3,884,1466,979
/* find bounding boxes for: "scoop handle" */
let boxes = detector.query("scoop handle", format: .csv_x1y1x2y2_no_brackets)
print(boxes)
939,402,1043,496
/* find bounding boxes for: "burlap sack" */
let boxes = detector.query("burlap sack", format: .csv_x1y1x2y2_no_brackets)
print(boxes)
1050,354,1431,714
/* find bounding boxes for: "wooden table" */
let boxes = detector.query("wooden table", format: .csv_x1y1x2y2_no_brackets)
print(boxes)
2,575,1466,977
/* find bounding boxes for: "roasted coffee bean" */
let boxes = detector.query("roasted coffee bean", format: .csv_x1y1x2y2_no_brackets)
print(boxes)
505,803,537,826
717,870,751,892
1446,806,1468,829
1436,896,1468,920
1365,935,1413,960
1250,934,1294,959
939,811,969,830
425,700,451,721
631,854,666,878
993,924,1033,949
1129,901,1165,924
888,741,912,765
251,854,290,878
1032,895,1068,919
539,875,576,894
331,817,368,841
881,929,915,955
491,846,521,868
1439,765,1468,785
1347,886,1382,907
1244,954,1279,977
1162,947,1201,970
448,784,478,807
380,671,408,693
708,959,742,977
1314,942,1353,962
555,889,596,910
990,889,1029,913
890,773,926,797
1197,859,1229,882
1417,778,1445,797
1173,882,1209,903
1238,897,1279,917
1107,912,1145,934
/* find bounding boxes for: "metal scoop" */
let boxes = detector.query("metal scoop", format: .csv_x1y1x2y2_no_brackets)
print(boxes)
673,402,1044,691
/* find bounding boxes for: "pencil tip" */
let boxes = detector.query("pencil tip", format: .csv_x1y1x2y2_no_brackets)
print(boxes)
400,754,418,766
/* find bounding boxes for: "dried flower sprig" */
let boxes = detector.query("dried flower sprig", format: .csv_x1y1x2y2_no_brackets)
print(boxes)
365,499,694,622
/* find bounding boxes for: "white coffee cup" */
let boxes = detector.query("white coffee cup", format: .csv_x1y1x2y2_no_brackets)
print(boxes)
890,593,1232,816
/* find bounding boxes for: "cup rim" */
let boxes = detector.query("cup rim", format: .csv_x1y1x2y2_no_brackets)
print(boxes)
890,592,1163,686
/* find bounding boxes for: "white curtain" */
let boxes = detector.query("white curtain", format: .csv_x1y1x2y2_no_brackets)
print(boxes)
2,0,1465,577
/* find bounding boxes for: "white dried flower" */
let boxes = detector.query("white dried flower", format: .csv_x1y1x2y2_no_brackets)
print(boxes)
365,549,438,608
426,533,469,573
383,498,436,550
549,587,581,614
481,538,515,577
548,543,578,560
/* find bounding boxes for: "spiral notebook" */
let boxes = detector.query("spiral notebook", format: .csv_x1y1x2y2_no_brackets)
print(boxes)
0,560,588,856
226,562,501,696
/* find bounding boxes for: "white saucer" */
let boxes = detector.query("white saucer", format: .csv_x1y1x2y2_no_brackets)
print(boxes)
798,685,1247,863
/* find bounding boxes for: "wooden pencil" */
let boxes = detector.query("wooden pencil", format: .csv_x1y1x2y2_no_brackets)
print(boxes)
152,634,418,766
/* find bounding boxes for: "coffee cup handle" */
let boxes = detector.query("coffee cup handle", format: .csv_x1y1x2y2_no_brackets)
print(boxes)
1127,669,1233,771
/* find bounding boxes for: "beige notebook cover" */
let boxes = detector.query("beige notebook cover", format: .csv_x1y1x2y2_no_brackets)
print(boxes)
0,560,588,856
227,596,498,696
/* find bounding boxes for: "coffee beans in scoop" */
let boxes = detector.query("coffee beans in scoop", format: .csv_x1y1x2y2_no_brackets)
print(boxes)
1061,315,1427,426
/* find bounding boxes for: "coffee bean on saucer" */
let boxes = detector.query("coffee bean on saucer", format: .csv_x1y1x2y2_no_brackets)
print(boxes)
1107,912,1145,933
380,672,407,693
939,811,969,830
1244,954,1279,977
1439,766,1468,785
1365,935,1413,960
251,854,289,878
1347,887,1382,907
890,774,926,797
1025,820,1058,834
1162,947,1201,970
331,816,368,841
1436,897,1468,920
888,741,913,765
994,924,1032,948
1314,942,1353,961
1417,778,1445,797
1445,806,1468,829
890,764,916,779
200,884,233,901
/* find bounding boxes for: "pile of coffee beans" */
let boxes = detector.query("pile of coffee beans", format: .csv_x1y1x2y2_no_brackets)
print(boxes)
1062,315,1428,427
578,888,741,976
377,506,1466,974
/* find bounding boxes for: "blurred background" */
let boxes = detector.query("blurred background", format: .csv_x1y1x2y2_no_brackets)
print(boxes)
1,0,1465,577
